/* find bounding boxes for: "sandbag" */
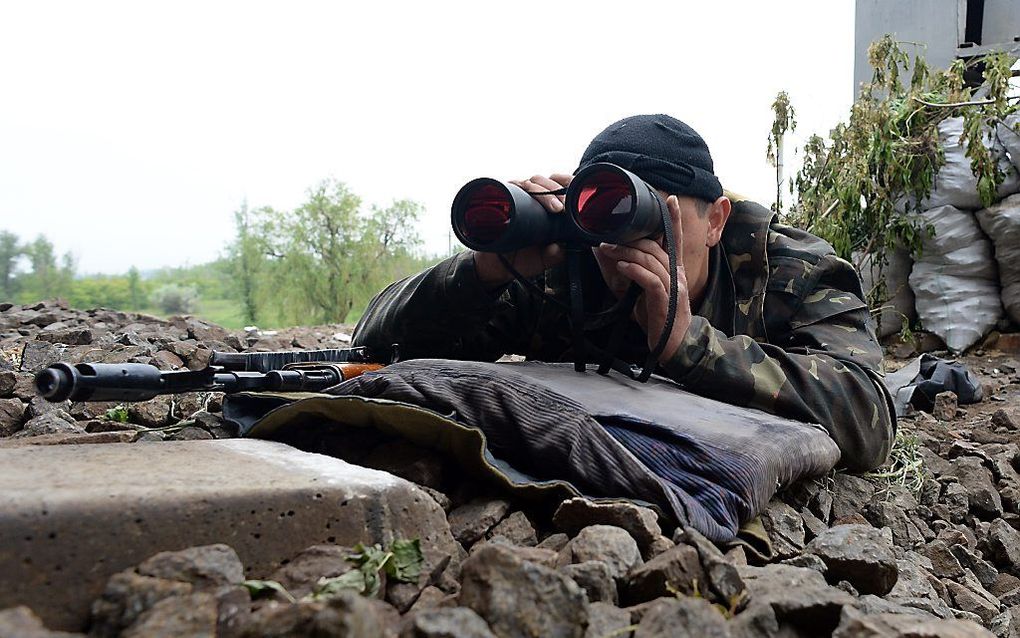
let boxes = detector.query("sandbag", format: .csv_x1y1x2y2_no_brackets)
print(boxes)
909,204,1002,352
925,117,1020,210
998,114,1020,175
856,248,915,338
976,192,1020,323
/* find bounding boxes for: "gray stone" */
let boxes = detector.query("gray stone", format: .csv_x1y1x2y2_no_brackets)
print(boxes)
988,519,1020,576
806,524,899,596
458,543,587,638
952,545,1000,590
954,456,1004,519
583,602,631,638
241,591,390,637
268,544,355,599
561,561,618,604
0,397,25,436
128,395,175,428
622,543,704,605
992,410,1017,431
737,563,853,633
944,482,972,523
644,535,675,560
137,544,244,587
121,592,218,638
553,498,662,558
90,571,194,637
887,552,955,619
0,370,17,397
36,328,92,346
11,410,84,439
864,500,926,548
761,499,806,560
633,597,731,637
829,473,877,522
537,533,570,553
934,391,959,420
852,594,936,618
151,350,185,370
401,607,496,638
922,539,967,579
489,511,538,547
0,440,459,632
833,607,995,637
781,553,828,574
677,526,746,605
565,525,642,581
19,341,63,373
24,395,71,421
947,580,1001,624
448,499,510,545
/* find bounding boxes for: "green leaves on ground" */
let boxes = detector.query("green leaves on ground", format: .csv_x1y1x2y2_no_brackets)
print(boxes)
105,405,129,423
242,579,296,603
309,539,424,600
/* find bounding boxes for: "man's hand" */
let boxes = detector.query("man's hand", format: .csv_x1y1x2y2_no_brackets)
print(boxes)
473,173,572,289
594,195,692,364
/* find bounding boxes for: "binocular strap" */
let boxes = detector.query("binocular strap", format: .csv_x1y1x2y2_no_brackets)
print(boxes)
566,246,588,373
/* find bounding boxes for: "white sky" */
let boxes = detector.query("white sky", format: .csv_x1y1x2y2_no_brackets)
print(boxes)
0,1,855,275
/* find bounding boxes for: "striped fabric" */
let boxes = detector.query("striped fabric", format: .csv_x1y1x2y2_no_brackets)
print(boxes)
327,359,841,542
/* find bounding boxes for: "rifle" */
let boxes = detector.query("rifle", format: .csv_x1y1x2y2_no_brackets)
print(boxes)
35,346,389,403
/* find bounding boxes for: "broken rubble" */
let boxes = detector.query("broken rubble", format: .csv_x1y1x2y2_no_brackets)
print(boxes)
806,525,899,596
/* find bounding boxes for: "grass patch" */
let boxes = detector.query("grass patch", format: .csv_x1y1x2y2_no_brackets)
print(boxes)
865,429,926,496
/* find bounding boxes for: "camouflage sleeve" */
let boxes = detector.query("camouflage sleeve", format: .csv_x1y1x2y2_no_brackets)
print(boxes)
352,251,538,361
662,258,895,472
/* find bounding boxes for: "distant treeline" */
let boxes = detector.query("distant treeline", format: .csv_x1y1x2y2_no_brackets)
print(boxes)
1,179,447,329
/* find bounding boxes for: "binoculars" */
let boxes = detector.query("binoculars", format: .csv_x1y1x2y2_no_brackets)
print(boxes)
451,163,668,253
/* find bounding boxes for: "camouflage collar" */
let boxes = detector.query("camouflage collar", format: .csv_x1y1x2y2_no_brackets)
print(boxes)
718,199,776,339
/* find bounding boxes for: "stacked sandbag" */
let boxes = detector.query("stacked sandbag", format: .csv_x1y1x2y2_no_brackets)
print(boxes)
909,204,1003,352
997,113,1020,174
857,248,915,338
925,116,1020,210
976,193,1020,324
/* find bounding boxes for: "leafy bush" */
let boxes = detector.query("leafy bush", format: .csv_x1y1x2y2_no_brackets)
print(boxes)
150,283,199,315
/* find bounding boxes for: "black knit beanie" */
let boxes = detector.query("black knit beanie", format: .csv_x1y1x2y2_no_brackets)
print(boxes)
576,114,723,202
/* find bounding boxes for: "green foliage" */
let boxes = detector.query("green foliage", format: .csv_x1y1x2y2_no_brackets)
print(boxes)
242,579,296,603
309,539,424,600
786,35,1019,311
0,231,21,300
766,91,797,214
231,179,430,325
150,283,199,315
105,405,129,423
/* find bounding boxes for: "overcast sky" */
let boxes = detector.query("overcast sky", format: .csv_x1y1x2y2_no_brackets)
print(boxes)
0,1,855,274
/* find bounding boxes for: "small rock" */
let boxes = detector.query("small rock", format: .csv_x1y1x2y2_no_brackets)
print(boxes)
781,553,828,574
128,396,175,428
986,519,1020,575
448,499,510,546
401,607,496,638
564,525,642,581
0,397,26,436
954,457,1004,520
737,563,853,633
91,571,194,636
11,411,84,439
633,597,731,638
458,543,587,638
241,592,390,637
621,543,704,605
151,350,186,370
946,580,1000,624
137,544,245,588
991,410,1017,431
829,474,877,522
805,524,899,596
37,327,92,346
942,482,971,523
19,341,62,373
0,370,18,396
553,498,662,558
489,511,537,547
676,526,746,605
536,534,570,553
583,602,631,638
921,539,967,579
269,545,355,599
761,500,806,560
560,561,617,604
833,607,995,637
934,391,959,420
121,592,218,638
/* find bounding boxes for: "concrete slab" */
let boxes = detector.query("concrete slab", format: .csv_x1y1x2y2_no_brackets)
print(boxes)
0,439,459,631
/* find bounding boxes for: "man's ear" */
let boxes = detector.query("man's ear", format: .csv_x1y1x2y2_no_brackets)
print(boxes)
705,196,732,247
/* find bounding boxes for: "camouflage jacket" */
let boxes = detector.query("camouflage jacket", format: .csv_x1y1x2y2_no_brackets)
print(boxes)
353,198,896,471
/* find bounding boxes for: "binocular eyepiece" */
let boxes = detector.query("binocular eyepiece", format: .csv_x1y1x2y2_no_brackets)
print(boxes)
451,163,668,253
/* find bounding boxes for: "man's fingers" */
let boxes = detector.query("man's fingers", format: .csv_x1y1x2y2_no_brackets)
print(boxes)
549,173,573,188
516,175,564,213
597,242,670,283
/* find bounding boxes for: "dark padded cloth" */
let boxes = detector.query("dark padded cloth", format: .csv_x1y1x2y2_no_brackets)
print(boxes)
883,353,984,417
326,359,840,541
576,114,723,202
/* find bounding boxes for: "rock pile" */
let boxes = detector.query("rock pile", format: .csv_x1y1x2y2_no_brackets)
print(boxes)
2,300,1020,637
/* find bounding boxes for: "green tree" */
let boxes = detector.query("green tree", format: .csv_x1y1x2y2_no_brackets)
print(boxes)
127,266,145,310
229,200,265,325
0,231,22,300
252,179,424,324
20,235,73,300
